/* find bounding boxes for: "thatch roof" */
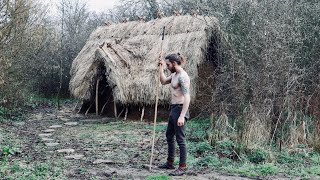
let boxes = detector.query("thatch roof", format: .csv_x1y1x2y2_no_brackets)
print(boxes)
69,15,219,105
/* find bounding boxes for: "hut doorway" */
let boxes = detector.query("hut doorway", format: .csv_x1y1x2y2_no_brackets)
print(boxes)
79,60,115,116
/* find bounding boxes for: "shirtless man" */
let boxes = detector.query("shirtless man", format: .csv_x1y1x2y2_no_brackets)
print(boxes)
158,53,190,176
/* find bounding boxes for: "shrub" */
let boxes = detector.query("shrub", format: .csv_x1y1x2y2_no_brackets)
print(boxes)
247,148,268,164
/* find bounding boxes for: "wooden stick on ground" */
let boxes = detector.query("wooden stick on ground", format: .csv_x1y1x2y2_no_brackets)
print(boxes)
149,26,165,171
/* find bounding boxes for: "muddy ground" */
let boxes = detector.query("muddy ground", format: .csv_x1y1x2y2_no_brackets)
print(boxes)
0,103,309,180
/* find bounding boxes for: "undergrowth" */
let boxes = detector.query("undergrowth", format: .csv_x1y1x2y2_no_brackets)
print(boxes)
186,119,320,179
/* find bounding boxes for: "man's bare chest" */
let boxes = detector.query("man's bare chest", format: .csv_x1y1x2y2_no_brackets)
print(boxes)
171,74,180,89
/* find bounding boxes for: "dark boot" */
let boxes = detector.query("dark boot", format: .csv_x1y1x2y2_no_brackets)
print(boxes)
169,164,187,176
169,167,187,176
158,159,175,169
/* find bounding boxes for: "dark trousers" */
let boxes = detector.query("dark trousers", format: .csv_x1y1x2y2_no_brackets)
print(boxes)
166,104,189,165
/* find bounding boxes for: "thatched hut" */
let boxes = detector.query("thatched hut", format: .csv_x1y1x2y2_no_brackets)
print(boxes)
69,15,221,120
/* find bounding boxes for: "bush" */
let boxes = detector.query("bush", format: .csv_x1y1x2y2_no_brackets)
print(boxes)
247,148,268,164
192,142,213,155
215,140,243,160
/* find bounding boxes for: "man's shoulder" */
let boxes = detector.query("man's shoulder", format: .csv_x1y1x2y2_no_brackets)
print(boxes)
178,71,190,84
180,71,190,80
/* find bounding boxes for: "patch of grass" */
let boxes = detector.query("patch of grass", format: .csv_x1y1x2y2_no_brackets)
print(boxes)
79,133,95,139
26,95,77,109
1,146,16,156
78,167,89,174
0,158,68,179
0,129,22,159
0,124,68,179
143,124,167,132
0,106,25,122
255,163,279,176
195,155,221,168
34,163,49,177
224,163,259,177
306,166,320,175
223,162,279,177
147,175,172,180
310,153,320,165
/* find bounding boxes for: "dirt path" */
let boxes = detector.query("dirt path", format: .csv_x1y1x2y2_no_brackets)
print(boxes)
5,104,288,180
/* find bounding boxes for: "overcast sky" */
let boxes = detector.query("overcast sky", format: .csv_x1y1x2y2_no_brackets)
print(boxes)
85,0,119,12
44,0,119,14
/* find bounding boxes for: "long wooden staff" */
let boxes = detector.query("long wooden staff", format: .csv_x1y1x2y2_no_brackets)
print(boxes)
149,26,165,171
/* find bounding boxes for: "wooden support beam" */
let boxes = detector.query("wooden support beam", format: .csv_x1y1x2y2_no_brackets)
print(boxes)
100,94,113,115
114,101,117,118
106,43,130,68
95,79,100,116
100,102,108,115
73,100,79,112
85,103,93,116
77,104,82,114
140,106,145,122
117,108,125,118
124,106,128,120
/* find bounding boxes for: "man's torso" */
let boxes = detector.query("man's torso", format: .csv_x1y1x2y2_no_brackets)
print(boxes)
170,71,188,104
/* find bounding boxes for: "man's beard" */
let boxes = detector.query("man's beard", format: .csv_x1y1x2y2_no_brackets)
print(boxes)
169,67,176,73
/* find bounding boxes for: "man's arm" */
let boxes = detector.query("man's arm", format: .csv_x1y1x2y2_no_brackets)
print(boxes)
177,74,190,126
159,60,171,85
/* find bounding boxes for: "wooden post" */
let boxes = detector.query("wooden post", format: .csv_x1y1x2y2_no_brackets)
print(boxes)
124,106,128,120
140,106,145,122
95,79,100,116
114,101,117,117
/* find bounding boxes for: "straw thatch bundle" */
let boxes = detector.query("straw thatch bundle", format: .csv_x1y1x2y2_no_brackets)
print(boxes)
69,15,219,106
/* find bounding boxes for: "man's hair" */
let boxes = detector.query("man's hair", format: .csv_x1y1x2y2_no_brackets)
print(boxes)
165,53,186,66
